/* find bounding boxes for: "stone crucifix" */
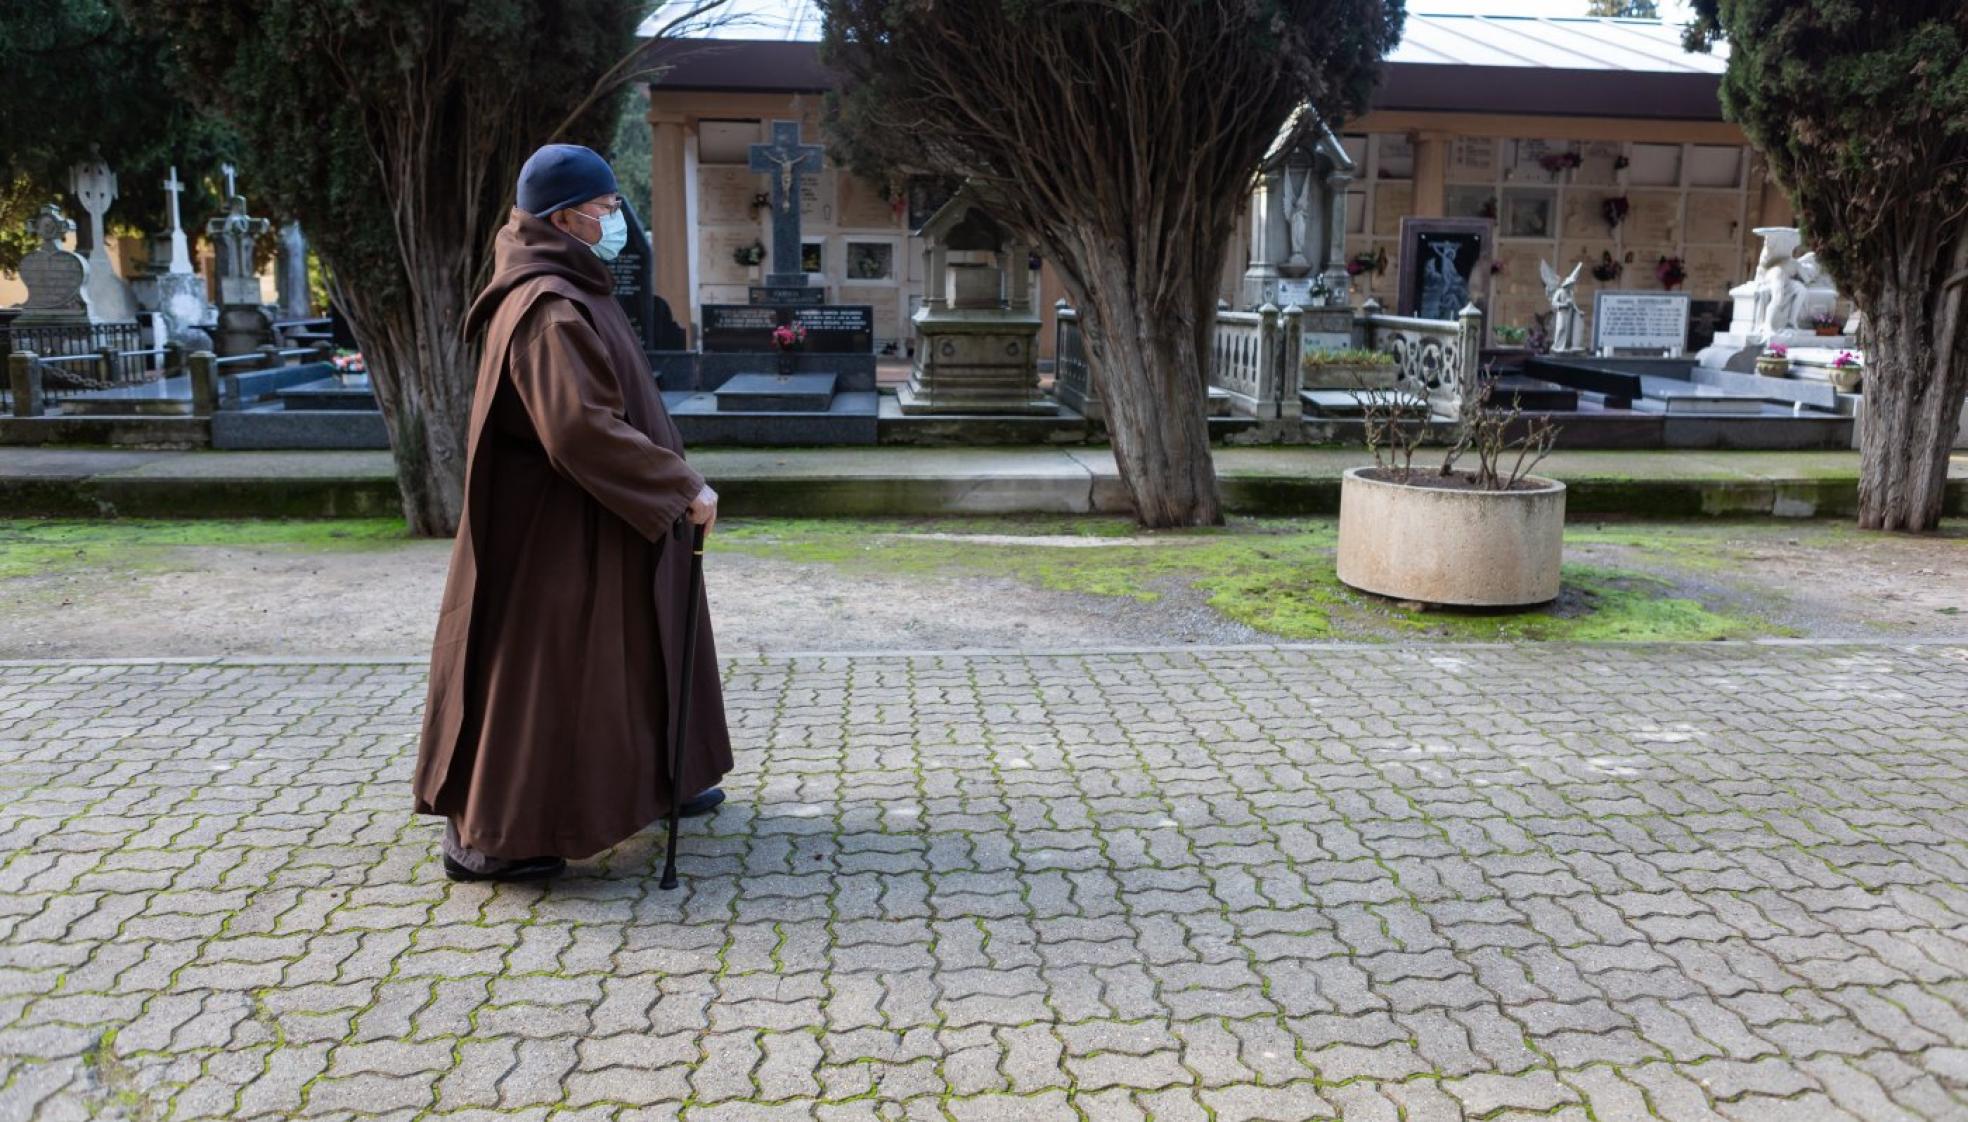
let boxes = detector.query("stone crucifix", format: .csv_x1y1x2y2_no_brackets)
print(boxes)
162,166,193,275
748,120,823,285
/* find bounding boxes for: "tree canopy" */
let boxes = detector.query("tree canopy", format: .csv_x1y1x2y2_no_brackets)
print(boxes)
1687,0,1968,531
0,0,234,271
124,0,707,533
820,0,1404,527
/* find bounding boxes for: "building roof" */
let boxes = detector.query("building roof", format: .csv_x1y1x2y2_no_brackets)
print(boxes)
1390,14,1725,73
652,15,1730,121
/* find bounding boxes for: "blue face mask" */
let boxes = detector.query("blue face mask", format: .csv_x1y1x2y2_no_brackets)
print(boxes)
581,208,627,262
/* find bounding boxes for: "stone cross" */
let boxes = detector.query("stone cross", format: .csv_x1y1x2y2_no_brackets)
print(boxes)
162,166,193,274
206,195,270,307
69,156,139,322
221,163,237,198
748,120,823,285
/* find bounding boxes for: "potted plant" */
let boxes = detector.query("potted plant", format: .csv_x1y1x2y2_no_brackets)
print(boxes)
769,321,807,377
1338,384,1565,608
1829,350,1863,392
1810,312,1843,337
1302,348,1397,390
1755,342,1790,378
1492,324,1529,347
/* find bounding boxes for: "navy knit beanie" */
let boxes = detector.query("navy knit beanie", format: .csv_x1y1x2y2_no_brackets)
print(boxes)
517,144,618,217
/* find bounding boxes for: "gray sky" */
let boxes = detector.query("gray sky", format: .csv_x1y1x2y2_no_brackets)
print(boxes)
672,0,1697,40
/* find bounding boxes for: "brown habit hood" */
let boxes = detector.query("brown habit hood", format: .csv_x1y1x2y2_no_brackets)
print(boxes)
413,208,732,860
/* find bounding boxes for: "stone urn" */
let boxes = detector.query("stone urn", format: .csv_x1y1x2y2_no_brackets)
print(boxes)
1755,353,1790,379
1829,363,1862,393
1337,466,1566,607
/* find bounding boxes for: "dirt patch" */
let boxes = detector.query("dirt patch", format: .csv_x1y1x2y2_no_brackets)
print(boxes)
0,517,1962,659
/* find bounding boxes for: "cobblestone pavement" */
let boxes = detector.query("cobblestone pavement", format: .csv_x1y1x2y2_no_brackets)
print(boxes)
5,645,1968,1121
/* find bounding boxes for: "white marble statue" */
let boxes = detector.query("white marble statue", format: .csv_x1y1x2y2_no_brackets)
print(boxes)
1751,227,1809,336
1282,158,1315,275
1541,259,1584,353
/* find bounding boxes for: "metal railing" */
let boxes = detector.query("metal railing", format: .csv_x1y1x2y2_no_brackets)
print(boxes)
1051,300,1101,421
7,342,327,419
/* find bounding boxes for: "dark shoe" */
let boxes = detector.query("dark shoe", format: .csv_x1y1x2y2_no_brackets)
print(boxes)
680,787,726,817
443,854,566,883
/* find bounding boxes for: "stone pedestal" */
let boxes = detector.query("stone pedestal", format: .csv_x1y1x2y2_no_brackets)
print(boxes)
900,309,1054,415
212,306,273,357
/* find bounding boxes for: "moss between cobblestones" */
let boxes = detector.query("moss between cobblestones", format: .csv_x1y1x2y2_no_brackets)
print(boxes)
0,519,409,580
712,517,1777,642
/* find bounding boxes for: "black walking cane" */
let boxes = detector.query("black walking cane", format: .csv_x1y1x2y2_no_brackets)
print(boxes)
660,519,708,892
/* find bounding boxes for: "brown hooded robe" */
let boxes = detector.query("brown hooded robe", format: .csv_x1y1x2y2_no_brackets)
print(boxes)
413,208,732,860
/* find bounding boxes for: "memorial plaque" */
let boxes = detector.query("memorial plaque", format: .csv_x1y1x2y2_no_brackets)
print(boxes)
1592,290,1691,355
700,168,757,224
702,303,874,354
749,285,824,306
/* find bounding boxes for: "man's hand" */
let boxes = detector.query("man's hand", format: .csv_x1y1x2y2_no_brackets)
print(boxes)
686,484,718,533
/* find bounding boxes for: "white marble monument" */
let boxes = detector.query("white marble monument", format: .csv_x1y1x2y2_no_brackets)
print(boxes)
1696,226,1851,375
1242,117,1353,311
1540,260,1584,354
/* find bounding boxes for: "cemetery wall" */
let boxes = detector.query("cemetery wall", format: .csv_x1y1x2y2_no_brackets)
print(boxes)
1337,112,1788,346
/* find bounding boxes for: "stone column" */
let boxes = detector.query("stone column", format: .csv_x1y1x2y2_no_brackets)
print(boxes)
1412,133,1449,218
649,111,692,347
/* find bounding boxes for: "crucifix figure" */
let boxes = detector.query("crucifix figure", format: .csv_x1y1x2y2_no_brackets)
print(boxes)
748,120,823,285
162,166,193,275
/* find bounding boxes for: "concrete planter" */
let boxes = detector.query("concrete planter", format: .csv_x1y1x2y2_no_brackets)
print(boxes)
1337,466,1566,607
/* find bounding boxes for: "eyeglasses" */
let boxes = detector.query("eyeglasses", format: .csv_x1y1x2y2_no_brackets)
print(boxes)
582,195,625,217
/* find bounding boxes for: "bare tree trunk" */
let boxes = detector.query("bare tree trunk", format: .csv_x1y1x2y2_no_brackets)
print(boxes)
1858,227,1968,532
335,275,474,536
1065,242,1222,528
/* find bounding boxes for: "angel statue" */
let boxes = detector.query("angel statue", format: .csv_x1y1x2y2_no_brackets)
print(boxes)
1540,260,1585,353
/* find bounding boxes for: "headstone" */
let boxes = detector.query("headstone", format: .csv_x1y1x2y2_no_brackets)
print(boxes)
701,303,874,354
11,205,90,324
68,156,139,323
607,202,684,351
747,120,824,290
1592,290,1691,356
204,194,274,355
276,222,312,320
898,184,1055,415
206,195,271,307
146,166,213,350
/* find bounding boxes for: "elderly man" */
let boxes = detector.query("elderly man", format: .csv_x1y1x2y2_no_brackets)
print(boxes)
414,144,731,882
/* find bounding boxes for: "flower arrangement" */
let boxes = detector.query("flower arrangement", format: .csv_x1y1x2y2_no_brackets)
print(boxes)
749,192,770,214
1613,154,1631,172
1811,311,1843,335
331,350,365,375
1346,247,1387,278
769,322,808,352
1601,195,1630,231
1493,324,1529,346
1539,150,1582,176
1833,350,1859,368
1591,251,1623,283
1490,260,1505,275
1765,342,1789,358
733,240,765,267
1655,255,1687,290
